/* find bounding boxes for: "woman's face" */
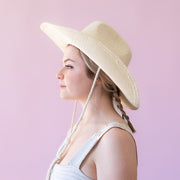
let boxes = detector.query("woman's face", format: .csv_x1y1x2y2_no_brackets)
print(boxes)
56,45,94,101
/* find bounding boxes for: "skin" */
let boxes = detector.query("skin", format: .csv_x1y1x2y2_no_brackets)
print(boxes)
56,45,137,180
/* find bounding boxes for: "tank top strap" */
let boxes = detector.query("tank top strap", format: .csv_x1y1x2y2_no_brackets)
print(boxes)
68,121,133,168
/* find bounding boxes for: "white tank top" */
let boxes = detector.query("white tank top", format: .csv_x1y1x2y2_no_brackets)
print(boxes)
50,121,134,180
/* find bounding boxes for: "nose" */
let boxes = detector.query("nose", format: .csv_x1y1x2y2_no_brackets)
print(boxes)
56,68,64,79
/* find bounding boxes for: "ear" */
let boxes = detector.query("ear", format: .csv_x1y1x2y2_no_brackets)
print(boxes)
97,77,102,84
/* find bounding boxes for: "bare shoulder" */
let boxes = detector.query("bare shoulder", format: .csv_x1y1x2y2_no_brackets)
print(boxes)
94,127,137,180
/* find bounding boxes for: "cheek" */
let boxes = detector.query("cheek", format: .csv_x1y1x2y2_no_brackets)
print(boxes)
66,72,93,94
79,77,93,95
66,72,81,85
64,72,81,91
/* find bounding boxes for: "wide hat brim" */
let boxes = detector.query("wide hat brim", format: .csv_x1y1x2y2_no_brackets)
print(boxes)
40,22,140,110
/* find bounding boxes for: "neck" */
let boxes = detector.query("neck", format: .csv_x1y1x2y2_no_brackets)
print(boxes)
78,85,117,125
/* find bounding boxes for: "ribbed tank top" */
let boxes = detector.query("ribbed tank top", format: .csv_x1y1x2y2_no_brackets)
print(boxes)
50,121,134,180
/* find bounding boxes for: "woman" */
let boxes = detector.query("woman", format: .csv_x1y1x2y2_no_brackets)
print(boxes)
40,21,140,180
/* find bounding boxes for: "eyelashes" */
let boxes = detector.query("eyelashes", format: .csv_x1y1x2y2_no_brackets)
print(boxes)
65,65,73,69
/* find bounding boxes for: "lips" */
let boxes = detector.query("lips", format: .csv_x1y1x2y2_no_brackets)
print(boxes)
60,85,66,88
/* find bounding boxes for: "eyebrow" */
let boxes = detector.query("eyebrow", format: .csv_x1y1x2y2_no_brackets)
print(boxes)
63,59,75,63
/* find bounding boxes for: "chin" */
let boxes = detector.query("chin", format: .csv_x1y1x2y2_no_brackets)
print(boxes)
59,94,74,100
60,96,70,100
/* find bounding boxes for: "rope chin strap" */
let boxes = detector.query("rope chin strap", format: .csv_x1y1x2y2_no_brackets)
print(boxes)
46,67,101,180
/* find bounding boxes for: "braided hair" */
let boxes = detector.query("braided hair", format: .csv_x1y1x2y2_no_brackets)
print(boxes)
79,49,136,133
46,47,137,179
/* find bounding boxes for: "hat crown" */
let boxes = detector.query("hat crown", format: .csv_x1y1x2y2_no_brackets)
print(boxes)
82,21,132,66
40,21,139,109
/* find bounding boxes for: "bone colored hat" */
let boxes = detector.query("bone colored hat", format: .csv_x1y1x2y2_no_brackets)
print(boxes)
40,21,140,110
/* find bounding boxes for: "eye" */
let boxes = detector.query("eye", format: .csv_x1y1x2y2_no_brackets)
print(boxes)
65,65,73,69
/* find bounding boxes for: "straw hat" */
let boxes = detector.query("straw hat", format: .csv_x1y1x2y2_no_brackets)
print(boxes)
40,21,140,110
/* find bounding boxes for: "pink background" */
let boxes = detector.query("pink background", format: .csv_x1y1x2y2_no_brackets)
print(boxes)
0,0,179,179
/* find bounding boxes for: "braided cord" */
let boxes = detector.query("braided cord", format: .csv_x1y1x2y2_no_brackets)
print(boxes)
46,67,101,180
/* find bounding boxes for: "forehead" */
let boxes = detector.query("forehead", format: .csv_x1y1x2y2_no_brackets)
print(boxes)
63,45,81,63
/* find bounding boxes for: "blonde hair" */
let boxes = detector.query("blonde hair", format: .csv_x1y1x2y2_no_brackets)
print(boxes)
46,46,136,180
79,50,136,133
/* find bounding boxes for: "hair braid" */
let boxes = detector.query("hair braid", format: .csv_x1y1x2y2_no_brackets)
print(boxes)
113,87,136,133
79,49,136,133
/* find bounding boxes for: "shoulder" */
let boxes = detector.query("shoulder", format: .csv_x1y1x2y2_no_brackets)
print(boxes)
96,127,137,160
94,127,137,180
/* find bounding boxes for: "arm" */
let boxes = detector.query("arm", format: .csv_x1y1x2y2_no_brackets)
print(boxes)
94,128,137,180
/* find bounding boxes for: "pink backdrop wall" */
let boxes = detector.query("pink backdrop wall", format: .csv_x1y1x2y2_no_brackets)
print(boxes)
0,0,179,179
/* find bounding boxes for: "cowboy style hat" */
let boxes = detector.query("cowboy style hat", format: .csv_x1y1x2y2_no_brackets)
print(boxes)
40,21,140,110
